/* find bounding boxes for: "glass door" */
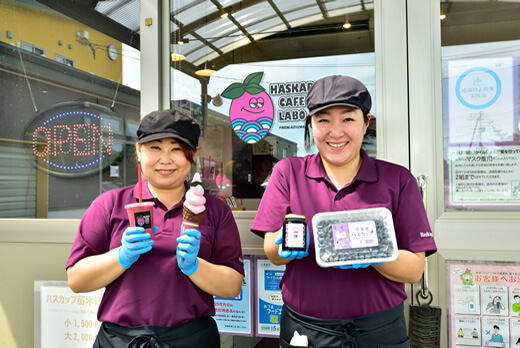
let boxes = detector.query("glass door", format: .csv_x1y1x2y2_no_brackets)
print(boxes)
408,1,520,346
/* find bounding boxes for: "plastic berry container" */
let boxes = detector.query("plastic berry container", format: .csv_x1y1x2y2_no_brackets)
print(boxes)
311,208,398,268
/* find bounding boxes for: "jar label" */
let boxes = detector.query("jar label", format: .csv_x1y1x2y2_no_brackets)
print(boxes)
285,223,306,248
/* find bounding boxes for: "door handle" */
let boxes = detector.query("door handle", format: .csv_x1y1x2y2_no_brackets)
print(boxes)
418,174,427,209
417,174,431,301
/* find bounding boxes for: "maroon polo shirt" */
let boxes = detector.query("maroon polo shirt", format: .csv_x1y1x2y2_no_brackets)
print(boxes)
66,178,244,327
251,150,437,318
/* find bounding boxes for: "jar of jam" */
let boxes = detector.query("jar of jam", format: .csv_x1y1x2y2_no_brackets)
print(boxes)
282,214,307,251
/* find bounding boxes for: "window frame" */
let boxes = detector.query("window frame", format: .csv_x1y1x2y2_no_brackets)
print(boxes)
21,40,46,56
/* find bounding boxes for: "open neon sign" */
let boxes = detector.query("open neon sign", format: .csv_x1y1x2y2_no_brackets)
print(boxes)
24,103,119,176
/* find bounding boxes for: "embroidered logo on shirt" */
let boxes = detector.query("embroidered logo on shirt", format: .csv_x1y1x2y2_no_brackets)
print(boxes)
420,232,433,238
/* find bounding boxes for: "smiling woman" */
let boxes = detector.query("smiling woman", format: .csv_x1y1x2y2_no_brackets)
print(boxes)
310,106,369,187
137,138,195,206
66,109,245,346
134,110,199,205
251,74,436,347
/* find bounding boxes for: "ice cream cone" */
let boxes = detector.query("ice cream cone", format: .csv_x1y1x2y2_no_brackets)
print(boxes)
182,172,206,232
183,206,204,227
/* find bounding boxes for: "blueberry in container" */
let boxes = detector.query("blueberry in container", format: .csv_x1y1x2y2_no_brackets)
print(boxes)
311,207,398,268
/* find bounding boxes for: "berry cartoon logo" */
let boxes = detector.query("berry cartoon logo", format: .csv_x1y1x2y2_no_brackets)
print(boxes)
221,72,274,144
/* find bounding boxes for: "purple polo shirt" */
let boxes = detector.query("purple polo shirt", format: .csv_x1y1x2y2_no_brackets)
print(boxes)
251,150,436,319
66,178,244,327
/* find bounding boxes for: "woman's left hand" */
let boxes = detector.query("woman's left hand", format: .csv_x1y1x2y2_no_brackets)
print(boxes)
275,227,309,260
176,228,201,275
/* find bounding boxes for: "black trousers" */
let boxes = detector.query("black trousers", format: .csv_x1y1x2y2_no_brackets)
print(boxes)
279,303,410,348
93,316,220,348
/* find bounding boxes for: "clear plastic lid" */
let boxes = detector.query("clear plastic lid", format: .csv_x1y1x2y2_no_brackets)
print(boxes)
312,207,398,268
125,202,154,209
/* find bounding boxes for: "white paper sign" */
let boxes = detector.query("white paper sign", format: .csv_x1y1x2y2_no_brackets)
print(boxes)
38,282,104,347
256,258,285,338
213,257,253,336
447,57,514,144
447,145,520,207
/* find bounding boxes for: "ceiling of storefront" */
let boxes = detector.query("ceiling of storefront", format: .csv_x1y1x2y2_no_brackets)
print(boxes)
35,0,520,80
35,0,375,79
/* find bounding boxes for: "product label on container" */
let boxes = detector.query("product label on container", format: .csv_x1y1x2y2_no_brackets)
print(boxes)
333,221,378,249
134,212,152,229
285,223,305,248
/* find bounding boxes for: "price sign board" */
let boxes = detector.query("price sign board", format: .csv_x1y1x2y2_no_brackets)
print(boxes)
35,281,104,348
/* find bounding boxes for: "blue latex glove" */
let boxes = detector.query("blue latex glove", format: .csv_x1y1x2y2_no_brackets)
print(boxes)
275,226,310,260
176,228,201,275
118,226,155,269
334,263,384,269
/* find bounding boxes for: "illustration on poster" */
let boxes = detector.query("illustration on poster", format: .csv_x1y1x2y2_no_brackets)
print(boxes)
513,295,520,315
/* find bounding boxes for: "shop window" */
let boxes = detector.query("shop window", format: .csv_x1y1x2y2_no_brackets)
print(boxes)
0,0,376,219
55,53,75,67
0,1,140,219
22,40,45,56
170,1,376,211
440,1,520,211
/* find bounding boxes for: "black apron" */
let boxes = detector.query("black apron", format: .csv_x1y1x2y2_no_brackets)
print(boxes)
280,303,410,348
93,316,220,348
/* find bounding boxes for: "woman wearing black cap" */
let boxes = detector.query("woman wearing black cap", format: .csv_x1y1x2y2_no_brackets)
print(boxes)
66,109,244,347
252,75,437,347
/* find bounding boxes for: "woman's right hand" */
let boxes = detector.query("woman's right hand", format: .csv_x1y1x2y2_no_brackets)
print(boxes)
118,227,155,269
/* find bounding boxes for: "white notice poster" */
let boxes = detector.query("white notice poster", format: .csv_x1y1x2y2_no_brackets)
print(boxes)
37,281,103,348
447,57,514,145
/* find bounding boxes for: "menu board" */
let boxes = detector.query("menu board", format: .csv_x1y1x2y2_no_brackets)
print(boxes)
35,281,103,348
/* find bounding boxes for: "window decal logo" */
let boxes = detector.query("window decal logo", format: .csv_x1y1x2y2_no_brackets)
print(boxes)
221,72,274,144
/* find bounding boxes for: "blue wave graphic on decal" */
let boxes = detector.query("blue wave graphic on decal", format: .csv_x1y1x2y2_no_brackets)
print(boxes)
231,118,246,129
242,134,263,143
243,123,261,132
257,117,273,129
231,118,273,143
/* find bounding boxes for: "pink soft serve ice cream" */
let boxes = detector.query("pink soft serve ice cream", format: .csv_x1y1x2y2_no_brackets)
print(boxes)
182,173,206,228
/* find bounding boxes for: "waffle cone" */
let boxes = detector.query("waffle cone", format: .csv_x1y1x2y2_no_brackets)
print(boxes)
183,206,204,226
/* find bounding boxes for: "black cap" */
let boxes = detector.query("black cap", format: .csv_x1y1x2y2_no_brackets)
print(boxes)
137,109,200,148
306,75,372,115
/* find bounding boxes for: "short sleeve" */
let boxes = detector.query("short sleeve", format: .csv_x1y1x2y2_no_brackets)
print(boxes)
65,194,113,269
393,170,436,256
